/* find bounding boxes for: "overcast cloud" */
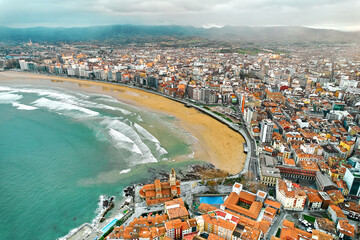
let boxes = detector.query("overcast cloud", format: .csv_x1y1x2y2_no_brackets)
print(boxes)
0,0,359,30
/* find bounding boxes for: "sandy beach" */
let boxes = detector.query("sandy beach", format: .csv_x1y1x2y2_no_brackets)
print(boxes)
0,71,246,174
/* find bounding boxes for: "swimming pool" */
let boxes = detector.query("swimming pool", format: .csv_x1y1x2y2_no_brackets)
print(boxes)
199,196,224,205
101,218,118,233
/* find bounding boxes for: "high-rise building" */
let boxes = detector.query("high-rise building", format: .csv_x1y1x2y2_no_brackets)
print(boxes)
260,119,274,143
201,88,210,103
343,168,360,196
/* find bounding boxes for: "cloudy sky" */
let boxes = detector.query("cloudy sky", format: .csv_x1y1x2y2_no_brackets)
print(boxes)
0,0,359,31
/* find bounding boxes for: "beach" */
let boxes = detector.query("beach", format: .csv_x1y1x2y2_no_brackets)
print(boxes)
0,71,246,174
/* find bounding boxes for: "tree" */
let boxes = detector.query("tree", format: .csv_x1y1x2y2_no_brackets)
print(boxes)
4,60,19,69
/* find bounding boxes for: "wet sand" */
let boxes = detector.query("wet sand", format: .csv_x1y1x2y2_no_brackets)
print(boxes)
0,71,247,174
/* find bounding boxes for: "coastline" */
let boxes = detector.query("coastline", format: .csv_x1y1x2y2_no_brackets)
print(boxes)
0,71,246,174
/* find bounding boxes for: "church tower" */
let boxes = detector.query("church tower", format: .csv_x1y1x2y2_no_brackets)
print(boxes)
169,168,176,186
169,168,178,196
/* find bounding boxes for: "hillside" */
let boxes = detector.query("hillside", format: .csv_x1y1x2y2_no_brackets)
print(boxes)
0,25,359,44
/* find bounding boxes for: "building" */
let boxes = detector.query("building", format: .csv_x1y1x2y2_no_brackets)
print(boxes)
276,179,307,211
326,190,345,205
277,163,318,180
307,192,323,210
311,230,334,240
260,155,281,186
337,220,355,240
318,191,332,210
202,211,238,240
108,225,166,240
139,169,181,205
316,172,338,192
279,219,312,240
260,119,274,143
314,218,337,238
327,205,347,224
221,183,263,220
164,198,189,221
338,202,360,220
262,206,277,223
343,168,360,196
165,219,183,240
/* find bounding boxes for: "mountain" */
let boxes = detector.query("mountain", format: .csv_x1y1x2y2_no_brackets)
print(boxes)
0,25,359,44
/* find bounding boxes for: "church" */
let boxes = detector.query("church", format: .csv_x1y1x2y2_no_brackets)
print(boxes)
139,168,181,205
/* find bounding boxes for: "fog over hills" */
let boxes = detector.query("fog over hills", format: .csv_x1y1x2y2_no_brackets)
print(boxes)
0,25,359,43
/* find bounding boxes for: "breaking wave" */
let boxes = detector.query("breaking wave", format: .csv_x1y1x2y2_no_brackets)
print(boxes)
0,92,23,103
119,168,131,174
108,128,142,155
1,84,168,165
12,102,38,110
32,97,99,117
101,118,158,165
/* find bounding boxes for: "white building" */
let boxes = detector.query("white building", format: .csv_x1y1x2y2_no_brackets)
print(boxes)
260,119,274,143
276,179,307,211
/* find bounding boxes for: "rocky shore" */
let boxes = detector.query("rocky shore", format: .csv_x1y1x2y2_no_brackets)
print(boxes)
123,162,230,197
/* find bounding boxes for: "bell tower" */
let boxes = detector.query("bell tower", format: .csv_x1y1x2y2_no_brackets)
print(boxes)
169,168,176,186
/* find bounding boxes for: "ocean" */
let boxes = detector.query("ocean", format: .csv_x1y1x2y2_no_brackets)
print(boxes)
0,82,196,239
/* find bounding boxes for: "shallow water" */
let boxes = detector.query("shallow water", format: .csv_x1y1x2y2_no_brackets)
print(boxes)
0,82,197,239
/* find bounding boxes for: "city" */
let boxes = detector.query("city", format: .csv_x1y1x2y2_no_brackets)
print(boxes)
1,1,360,240
1,40,359,240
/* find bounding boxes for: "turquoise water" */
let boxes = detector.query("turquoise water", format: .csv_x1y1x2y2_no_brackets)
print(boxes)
199,196,224,205
0,82,196,239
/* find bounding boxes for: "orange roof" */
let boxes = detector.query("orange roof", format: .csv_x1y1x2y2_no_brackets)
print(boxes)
224,200,262,220
283,158,295,166
264,206,277,216
239,191,256,203
224,192,238,205
337,220,355,238
299,160,319,171
165,198,189,220
258,191,266,197
165,218,182,230
329,205,346,219
282,219,295,229
280,220,312,240
307,192,322,203
311,229,334,240
264,199,282,209
198,203,217,213
207,233,226,240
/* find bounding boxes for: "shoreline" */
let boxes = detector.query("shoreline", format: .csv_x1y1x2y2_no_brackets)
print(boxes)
0,70,247,174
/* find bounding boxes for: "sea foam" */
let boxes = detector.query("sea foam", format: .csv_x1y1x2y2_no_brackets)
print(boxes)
12,102,38,110
0,93,23,103
32,97,99,117
134,123,168,156
133,123,160,143
108,128,142,155
102,118,158,165
119,168,131,174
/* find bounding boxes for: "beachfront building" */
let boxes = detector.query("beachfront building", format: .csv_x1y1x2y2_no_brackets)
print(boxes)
276,179,307,211
139,169,181,205
108,225,166,239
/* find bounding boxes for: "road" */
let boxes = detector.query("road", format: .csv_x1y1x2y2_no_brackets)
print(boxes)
232,103,260,181
266,210,287,239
